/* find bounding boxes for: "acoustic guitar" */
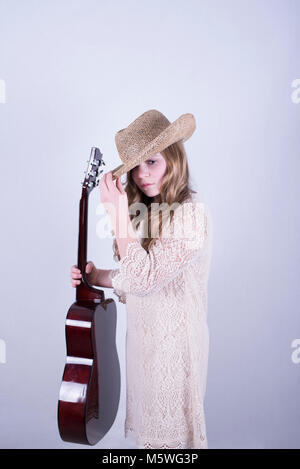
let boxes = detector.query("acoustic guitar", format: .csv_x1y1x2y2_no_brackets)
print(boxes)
57,147,121,445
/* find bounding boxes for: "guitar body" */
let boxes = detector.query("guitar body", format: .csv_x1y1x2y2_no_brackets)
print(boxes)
58,298,120,445
57,147,120,445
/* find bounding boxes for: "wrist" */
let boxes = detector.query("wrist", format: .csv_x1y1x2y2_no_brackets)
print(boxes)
95,268,102,287
95,268,113,288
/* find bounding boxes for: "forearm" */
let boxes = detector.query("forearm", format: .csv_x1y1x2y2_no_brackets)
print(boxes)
95,211,138,292
115,212,139,259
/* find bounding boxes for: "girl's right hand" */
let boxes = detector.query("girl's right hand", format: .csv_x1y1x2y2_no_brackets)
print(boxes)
70,261,98,287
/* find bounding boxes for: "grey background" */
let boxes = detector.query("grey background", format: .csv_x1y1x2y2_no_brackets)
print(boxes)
0,0,299,449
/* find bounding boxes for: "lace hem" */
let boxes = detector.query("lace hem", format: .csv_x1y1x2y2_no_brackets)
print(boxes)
125,425,206,450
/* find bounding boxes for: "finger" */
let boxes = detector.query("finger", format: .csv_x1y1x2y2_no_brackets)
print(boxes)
85,261,93,273
71,280,81,287
110,171,117,190
71,271,81,278
99,173,108,195
116,177,125,194
104,172,110,191
104,172,110,190
99,173,104,187
99,175,108,202
72,272,82,279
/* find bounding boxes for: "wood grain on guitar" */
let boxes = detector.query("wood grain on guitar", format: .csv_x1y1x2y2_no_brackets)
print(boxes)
57,148,121,445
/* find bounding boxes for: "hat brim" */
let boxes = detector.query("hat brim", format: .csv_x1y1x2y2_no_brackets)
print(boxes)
111,113,196,180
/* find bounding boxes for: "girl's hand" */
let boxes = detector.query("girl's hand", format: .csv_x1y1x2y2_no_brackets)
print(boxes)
70,261,98,287
99,171,128,232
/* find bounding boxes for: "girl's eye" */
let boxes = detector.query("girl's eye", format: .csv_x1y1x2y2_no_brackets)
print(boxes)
132,160,156,172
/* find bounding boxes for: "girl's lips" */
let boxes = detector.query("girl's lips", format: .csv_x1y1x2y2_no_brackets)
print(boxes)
142,183,153,187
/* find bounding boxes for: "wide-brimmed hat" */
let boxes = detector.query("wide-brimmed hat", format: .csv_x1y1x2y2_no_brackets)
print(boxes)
111,109,196,180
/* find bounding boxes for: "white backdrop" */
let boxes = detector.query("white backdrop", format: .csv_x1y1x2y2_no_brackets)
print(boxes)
0,0,299,449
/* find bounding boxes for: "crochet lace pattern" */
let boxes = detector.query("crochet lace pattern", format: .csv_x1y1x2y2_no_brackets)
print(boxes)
109,196,212,449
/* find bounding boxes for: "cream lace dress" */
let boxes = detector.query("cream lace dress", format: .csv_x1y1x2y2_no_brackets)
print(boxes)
109,193,213,449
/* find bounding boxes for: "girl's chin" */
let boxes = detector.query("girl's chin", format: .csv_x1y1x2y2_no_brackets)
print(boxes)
143,188,159,196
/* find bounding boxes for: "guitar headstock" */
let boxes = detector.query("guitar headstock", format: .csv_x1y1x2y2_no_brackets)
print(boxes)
82,147,105,192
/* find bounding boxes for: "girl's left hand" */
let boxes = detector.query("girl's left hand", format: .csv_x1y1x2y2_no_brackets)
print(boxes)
100,171,128,228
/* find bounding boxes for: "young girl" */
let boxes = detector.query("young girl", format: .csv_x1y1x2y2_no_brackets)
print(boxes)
70,110,213,449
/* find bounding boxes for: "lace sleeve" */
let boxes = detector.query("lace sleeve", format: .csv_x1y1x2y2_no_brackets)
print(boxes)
109,268,127,304
111,201,208,298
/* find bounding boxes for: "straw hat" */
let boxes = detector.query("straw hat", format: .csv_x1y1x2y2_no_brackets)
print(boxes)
111,109,196,180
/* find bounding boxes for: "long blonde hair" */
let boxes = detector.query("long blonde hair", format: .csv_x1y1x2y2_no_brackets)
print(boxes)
112,140,197,261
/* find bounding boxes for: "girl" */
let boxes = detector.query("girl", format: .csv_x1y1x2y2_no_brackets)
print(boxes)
70,110,213,449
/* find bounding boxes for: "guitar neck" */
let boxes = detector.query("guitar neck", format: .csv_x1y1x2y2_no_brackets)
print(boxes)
75,147,105,303
77,192,88,277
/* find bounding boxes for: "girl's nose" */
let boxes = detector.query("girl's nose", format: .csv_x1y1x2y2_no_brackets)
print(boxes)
137,163,150,177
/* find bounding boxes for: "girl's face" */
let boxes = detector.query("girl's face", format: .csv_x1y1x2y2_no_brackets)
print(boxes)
131,152,167,197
